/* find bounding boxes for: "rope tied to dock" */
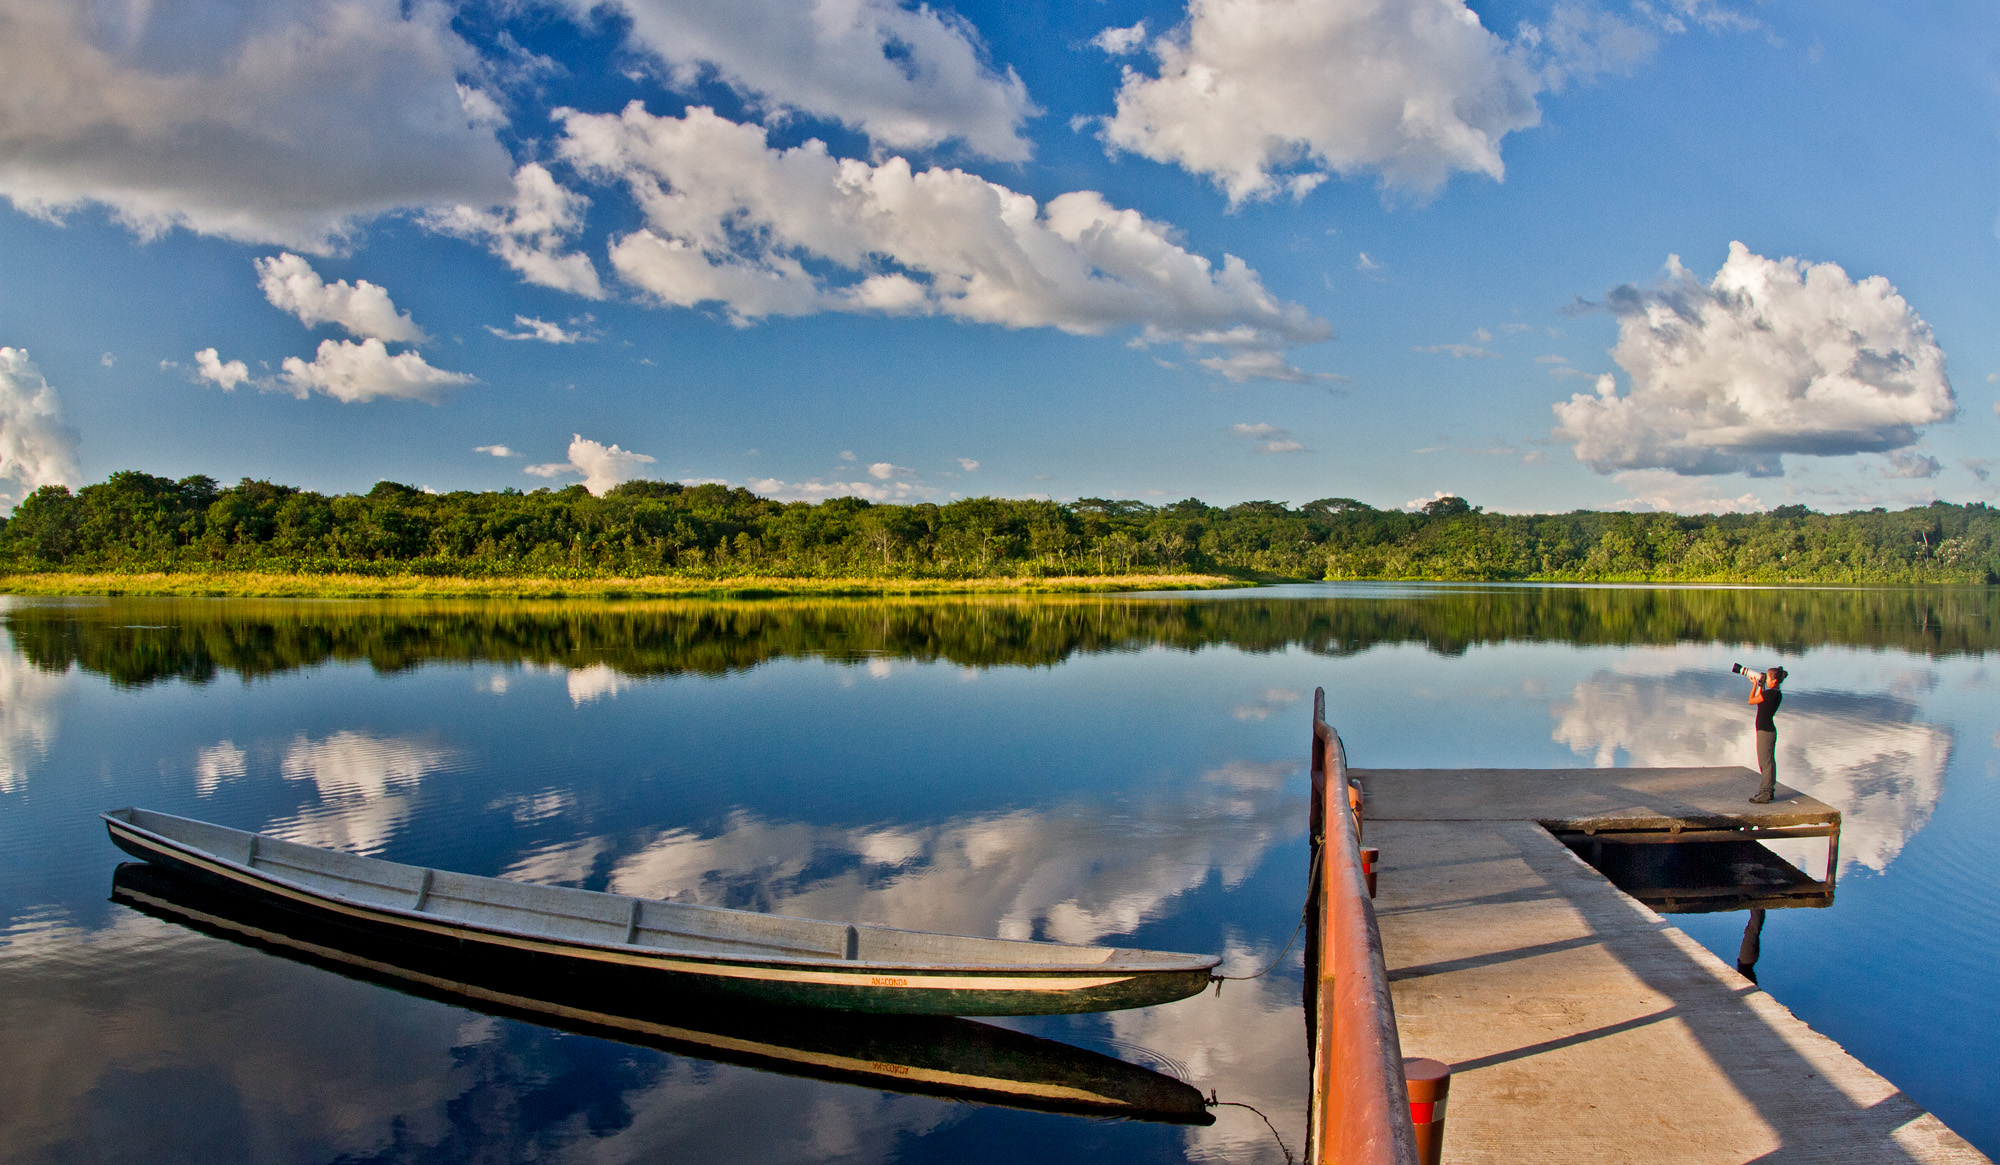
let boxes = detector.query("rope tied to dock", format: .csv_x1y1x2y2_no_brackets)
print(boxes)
1209,840,1321,993
1205,1094,1296,1165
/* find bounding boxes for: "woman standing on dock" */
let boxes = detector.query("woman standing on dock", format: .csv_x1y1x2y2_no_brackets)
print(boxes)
1743,665,1787,803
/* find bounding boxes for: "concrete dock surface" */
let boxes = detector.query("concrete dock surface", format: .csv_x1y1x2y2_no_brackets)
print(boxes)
1354,767,1988,1164
1356,765,1842,831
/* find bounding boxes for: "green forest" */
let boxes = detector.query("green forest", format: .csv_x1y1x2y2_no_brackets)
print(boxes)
2,470,1996,584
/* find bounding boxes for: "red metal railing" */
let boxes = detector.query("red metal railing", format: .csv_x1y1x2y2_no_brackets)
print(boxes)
1306,687,1420,1165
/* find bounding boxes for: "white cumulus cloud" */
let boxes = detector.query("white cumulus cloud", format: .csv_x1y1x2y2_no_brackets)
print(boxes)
474,444,520,457
557,103,1330,381
1607,469,1765,514
744,476,936,503
1199,348,1344,384
562,0,1036,161
255,253,426,342
0,0,514,250
1882,449,1942,479
1098,0,1530,202
278,338,473,403
1096,0,1658,203
1091,21,1149,55
192,348,251,391
1414,342,1497,359
1555,243,1955,477
484,315,588,343
1231,421,1307,453
0,347,81,496
423,163,606,298
526,434,657,495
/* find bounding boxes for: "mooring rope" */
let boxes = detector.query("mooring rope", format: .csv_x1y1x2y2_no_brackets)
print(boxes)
1209,841,1322,992
1206,1095,1296,1165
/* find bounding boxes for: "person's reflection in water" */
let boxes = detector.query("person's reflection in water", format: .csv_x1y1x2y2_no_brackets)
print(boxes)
1736,907,1767,984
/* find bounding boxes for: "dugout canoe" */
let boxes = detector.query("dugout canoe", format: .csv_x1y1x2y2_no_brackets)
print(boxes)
103,807,1220,1015
110,861,1214,1124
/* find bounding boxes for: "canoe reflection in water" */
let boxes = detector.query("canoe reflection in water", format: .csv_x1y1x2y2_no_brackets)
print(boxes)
108,863,1215,1126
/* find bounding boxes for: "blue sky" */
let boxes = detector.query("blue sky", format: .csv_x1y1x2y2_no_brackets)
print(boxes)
0,0,1995,514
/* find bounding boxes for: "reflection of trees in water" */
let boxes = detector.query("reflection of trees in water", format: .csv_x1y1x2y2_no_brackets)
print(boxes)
1552,670,1953,874
6,587,1996,687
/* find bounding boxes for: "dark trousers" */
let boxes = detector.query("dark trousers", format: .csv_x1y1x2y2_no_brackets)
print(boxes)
1755,730,1778,798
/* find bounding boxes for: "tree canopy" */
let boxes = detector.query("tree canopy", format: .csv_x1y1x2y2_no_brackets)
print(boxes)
2,473,1994,584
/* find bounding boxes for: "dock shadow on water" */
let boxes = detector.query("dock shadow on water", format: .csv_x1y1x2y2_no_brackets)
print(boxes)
2,586,1996,1160
1557,834,1834,915
1555,830,1832,987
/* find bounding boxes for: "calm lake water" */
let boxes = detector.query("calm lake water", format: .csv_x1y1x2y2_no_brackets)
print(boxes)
2,585,1995,1162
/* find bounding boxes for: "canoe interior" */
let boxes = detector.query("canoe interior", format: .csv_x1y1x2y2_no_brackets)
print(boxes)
110,860,1216,1126
103,807,1215,977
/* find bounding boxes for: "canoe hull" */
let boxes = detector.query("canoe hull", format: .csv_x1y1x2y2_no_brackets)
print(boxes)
112,861,1215,1124
106,814,1216,1016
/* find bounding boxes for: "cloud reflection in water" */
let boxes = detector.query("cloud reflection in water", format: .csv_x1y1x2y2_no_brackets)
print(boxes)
588,759,1302,947
0,629,66,794
269,731,461,855
1111,940,1307,1165
1552,664,1952,873
0,912,472,1164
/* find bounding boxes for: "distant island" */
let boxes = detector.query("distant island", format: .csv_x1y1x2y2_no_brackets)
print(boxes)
0,472,1992,597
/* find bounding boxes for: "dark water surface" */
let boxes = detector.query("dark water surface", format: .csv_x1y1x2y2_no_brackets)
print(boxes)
2,585,1995,1162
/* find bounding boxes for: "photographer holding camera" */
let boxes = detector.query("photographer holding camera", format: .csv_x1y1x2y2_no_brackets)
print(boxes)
1734,663,1788,803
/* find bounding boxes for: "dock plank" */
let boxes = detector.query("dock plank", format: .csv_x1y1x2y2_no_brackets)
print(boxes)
1358,771,1986,1165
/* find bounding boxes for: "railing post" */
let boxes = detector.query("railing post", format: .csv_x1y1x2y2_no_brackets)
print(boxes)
1405,1058,1451,1165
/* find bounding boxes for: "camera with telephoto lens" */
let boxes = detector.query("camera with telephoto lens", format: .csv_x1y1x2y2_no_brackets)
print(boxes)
1732,663,1757,676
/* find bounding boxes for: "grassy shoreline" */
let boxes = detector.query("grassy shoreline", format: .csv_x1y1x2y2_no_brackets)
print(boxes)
0,571,1252,600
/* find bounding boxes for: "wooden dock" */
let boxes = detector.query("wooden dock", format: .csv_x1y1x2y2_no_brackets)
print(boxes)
1356,766,1988,1164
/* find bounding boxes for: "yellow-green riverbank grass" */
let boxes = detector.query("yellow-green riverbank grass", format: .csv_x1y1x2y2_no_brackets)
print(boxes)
0,571,1250,600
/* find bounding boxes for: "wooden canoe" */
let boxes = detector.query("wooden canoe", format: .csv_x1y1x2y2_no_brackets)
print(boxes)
104,807,1220,1015
111,861,1215,1124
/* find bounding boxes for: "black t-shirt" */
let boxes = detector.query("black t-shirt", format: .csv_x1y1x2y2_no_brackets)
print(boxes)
1754,686,1782,732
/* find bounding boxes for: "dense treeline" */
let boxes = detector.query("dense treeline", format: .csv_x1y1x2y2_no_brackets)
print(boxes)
7,586,1996,687
2,471,1996,583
